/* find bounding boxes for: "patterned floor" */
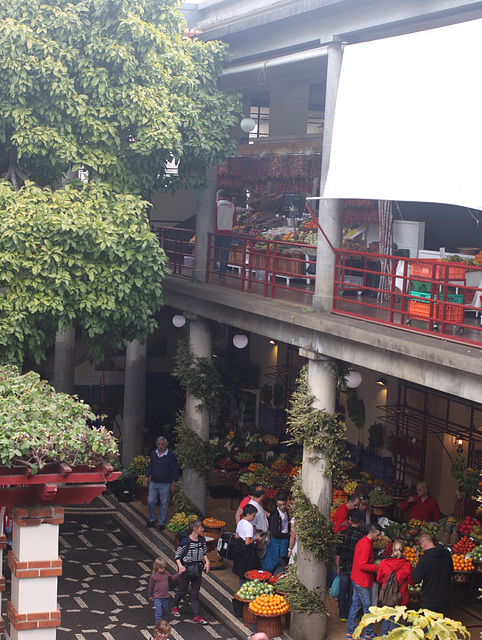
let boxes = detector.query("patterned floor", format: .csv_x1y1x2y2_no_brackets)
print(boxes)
3,502,239,640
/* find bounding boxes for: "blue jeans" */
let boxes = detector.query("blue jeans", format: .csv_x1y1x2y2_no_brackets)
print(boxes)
215,235,232,274
347,582,374,637
381,617,398,636
338,570,353,619
154,598,169,622
148,481,171,526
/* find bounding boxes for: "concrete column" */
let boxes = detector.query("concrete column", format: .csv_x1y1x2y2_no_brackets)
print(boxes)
8,506,64,640
53,324,75,394
122,340,147,468
291,350,335,640
269,81,310,137
183,316,211,515
314,39,345,312
193,165,217,284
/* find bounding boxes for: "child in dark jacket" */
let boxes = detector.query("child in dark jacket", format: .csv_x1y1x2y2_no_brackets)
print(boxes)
148,558,179,623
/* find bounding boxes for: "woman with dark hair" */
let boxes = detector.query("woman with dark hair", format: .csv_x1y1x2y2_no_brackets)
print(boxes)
172,520,210,624
262,491,291,574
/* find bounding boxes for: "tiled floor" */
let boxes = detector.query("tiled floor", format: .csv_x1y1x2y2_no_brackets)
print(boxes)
134,490,482,640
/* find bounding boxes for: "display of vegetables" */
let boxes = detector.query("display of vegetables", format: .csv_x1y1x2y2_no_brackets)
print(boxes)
368,488,394,506
245,570,272,581
472,545,482,562
236,580,274,601
166,512,198,533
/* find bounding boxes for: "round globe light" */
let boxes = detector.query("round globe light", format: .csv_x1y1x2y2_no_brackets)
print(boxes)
345,370,362,389
233,334,249,349
172,314,186,328
240,118,256,133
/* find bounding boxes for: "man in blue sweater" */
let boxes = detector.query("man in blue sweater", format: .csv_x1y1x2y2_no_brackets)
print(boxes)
143,436,178,530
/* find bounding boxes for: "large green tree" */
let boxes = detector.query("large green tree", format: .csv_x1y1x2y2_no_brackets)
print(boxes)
0,180,168,364
0,0,241,196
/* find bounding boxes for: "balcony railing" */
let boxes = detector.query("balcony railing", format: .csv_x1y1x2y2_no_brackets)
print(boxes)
206,233,315,298
156,225,482,347
154,226,195,278
332,249,482,347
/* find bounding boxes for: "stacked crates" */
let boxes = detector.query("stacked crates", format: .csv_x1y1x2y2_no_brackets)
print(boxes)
409,280,464,324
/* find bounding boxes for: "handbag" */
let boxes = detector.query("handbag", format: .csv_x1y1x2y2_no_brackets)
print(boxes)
184,562,202,578
329,575,340,598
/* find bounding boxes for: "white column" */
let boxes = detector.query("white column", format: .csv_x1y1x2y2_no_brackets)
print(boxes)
8,506,64,640
291,351,335,640
122,340,147,468
183,316,211,515
53,325,75,394
314,39,345,312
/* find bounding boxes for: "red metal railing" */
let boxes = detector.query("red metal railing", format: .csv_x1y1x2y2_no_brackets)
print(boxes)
206,233,315,298
153,225,195,278
332,249,482,347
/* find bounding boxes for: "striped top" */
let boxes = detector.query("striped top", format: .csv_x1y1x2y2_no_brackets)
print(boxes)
175,536,207,564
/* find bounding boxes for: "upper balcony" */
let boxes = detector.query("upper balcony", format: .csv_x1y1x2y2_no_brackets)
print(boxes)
155,225,482,350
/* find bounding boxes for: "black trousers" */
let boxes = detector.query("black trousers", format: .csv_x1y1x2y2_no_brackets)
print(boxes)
172,572,202,617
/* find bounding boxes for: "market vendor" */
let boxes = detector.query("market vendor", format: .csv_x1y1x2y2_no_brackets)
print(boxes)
399,481,440,522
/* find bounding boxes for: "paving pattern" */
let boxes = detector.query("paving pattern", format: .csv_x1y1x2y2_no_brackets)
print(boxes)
3,501,240,640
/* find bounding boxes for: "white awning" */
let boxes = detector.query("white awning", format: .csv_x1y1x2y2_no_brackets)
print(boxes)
322,19,482,211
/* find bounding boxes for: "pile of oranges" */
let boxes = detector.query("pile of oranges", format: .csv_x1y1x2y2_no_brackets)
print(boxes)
403,546,422,567
203,518,226,529
249,593,289,616
452,554,474,572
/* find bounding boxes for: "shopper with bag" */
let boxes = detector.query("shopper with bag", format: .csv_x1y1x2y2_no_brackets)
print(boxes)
172,520,210,624
377,539,413,635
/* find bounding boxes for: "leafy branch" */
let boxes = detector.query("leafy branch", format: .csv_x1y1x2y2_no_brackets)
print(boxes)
286,365,347,484
173,413,215,482
291,475,337,565
172,338,222,419
275,563,327,616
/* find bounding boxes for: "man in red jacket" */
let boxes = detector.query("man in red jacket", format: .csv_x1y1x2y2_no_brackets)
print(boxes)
399,481,440,522
347,524,382,640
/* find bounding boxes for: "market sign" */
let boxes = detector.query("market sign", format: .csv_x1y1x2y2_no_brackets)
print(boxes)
323,18,482,211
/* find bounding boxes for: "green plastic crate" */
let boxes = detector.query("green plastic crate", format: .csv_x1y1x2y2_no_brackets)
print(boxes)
410,280,432,293
410,290,463,304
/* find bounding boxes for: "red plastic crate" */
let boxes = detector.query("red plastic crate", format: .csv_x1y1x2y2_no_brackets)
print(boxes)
411,260,466,281
408,298,464,323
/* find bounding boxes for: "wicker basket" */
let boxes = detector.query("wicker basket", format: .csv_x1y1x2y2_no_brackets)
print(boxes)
255,611,283,638
453,570,474,583
233,594,257,624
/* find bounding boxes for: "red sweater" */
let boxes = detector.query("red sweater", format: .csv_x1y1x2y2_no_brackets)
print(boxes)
377,557,413,605
350,536,379,588
399,495,440,522
333,504,349,533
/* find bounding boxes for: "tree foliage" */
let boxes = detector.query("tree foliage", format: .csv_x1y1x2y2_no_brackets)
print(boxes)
0,180,168,364
0,0,242,196
0,365,119,473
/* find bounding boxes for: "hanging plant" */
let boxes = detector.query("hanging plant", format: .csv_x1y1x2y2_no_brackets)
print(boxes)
330,359,349,390
172,338,222,419
291,475,337,565
346,388,366,431
275,563,327,616
173,478,204,519
367,422,384,454
173,413,215,483
286,366,347,484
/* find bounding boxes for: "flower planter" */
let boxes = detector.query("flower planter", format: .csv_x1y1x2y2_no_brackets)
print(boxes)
0,462,120,506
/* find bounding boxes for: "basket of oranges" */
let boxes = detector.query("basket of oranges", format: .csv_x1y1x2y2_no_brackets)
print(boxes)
452,553,475,582
249,593,289,616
